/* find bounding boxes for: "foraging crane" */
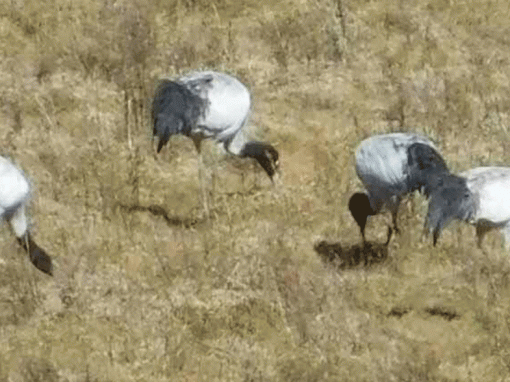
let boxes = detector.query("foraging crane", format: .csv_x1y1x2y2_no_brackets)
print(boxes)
0,156,53,275
348,132,448,243
152,71,280,181
426,167,510,249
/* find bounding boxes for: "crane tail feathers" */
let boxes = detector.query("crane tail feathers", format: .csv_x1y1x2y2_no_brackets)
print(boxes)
151,79,208,153
154,119,171,153
157,139,165,154
153,118,176,153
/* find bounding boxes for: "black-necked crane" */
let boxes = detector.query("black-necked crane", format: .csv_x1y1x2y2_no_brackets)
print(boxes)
348,132,448,244
425,166,510,250
0,156,53,275
152,71,279,214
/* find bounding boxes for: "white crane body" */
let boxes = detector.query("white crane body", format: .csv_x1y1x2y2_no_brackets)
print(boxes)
0,156,53,275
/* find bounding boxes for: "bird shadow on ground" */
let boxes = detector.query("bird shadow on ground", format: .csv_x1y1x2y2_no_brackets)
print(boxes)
314,228,393,269
222,184,265,198
116,203,202,228
387,303,460,320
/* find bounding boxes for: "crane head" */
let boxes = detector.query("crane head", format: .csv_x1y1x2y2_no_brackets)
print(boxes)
241,142,280,181
348,192,375,241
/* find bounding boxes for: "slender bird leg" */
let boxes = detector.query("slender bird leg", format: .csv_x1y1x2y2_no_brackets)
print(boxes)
475,225,490,254
408,194,416,217
385,225,394,246
472,226,492,297
388,197,401,234
199,153,210,219
192,136,210,219
421,214,431,243
391,210,400,235
503,224,510,253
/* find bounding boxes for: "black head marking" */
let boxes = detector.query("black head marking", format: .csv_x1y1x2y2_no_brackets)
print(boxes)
241,142,279,179
348,192,375,240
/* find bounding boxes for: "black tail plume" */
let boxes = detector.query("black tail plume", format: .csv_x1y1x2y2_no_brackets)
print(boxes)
152,79,206,153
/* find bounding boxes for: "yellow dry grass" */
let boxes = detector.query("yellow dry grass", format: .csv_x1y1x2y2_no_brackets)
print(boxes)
1,0,510,380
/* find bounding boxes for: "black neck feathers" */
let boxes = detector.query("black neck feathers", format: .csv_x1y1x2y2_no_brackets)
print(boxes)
407,142,450,196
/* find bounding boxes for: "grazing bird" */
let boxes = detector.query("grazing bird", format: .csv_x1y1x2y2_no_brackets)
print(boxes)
349,132,447,243
426,167,510,249
152,71,280,180
0,156,53,275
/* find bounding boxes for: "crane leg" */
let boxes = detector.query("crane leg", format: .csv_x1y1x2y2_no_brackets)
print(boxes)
198,152,210,219
503,224,510,252
391,211,400,234
388,197,401,234
192,137,210,219
475,225,490,252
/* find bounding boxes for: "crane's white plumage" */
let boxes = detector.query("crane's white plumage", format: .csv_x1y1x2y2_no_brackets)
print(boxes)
0,156,30,237
0,156,53,275
355,133,437,210
462,167,510,225
152,71,279,179
349,132,447,243
428,167,510,249
178,71,251,154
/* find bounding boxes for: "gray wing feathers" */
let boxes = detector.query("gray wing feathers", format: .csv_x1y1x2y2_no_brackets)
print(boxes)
356,135,414,193
355,133,447,215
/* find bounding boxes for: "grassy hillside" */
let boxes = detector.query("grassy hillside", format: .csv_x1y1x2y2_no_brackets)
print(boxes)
1,0,510,380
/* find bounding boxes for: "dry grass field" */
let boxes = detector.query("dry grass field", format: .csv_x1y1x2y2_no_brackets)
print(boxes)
1,0,510,380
